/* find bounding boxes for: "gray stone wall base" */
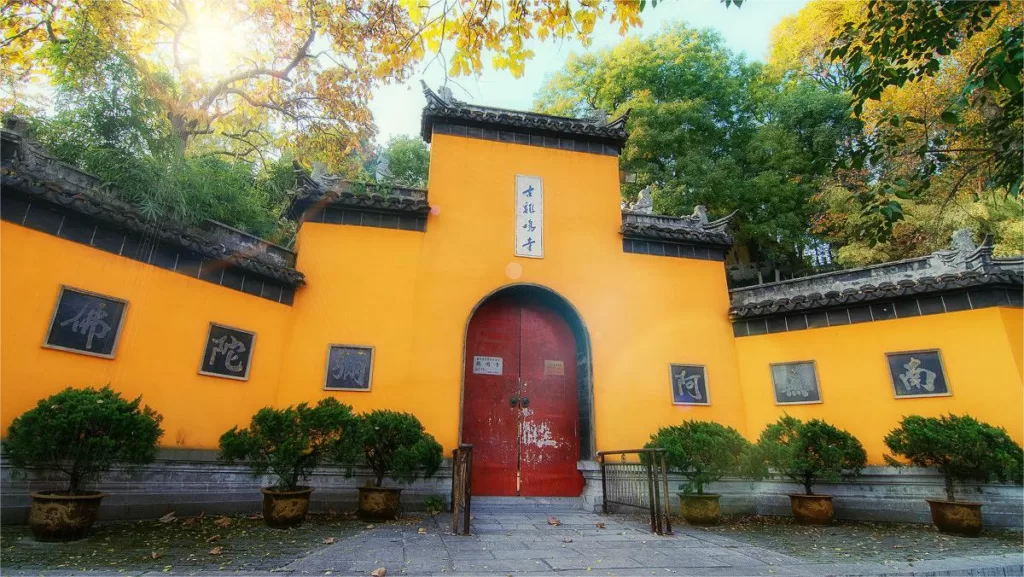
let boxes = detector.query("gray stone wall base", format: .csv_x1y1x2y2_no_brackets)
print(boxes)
0,449,452,525
3,455,1021,528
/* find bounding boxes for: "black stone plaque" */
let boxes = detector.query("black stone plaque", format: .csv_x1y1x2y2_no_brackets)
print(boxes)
669,364,710,405
887,350,950,398
198,323,255,381
44,286,127,358
325,345,374,391
770,361,822,404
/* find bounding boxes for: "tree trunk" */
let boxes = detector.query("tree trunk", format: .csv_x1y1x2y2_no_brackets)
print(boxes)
944,474,956,502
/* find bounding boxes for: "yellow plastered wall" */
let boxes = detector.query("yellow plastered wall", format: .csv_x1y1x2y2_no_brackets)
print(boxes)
0,223,292,448
733,307,1024,463
276,133,746,453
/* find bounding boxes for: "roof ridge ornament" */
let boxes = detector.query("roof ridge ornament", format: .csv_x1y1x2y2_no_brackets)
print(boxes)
605,108,631,130
420,80,450,110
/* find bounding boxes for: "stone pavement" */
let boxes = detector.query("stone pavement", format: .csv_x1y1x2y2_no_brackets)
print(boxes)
283,505,1024,577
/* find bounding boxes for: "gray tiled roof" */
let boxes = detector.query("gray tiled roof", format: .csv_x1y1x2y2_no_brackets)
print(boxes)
419,82,629,146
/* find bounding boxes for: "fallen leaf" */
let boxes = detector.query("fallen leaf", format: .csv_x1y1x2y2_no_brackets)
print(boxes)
209,546,224,555
150,552,162,560
547,517,561,526
247,513,261,520
561,537,573,543
595,522,605,529
158,512,176,523
214,517,232,528
181,518,197,527
323,537,336,544
370,568,387,577
206,535,221,543
417,528,427,535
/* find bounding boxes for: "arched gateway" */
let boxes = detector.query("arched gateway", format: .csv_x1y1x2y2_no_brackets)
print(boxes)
460,285,593,497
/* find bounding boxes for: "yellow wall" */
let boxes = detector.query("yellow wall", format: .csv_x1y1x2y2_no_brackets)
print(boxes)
734,307,1024,463
0,223,292,448
2,131,1021,465
278,133,746,454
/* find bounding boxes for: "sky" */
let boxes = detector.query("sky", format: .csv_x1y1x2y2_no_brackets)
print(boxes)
368,0,810,144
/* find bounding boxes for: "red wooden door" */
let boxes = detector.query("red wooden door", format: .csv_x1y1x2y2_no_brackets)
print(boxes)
462,296,583,496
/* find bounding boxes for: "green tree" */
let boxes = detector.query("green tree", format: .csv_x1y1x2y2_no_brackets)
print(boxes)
753,415,867,495
376,135,430,188
348,410,443,488
535,24,859,270
20,51,295,240
4,386,164,494
884,414,1023,502
827,0,1022,221
219,398,357,491
646,420,749,495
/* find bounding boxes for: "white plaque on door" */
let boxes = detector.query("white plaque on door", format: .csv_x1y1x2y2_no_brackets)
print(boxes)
515,174,543,258
472,355,503,375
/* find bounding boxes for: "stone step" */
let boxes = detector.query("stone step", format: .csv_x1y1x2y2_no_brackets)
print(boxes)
470,496,585,513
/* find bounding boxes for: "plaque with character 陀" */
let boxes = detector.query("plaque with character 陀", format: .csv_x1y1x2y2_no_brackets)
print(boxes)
198,323,256,381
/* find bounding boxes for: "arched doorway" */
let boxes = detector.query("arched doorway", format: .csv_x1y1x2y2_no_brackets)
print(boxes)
461,284,592,497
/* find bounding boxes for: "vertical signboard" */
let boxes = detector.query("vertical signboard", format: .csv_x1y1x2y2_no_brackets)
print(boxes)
515,174,543,258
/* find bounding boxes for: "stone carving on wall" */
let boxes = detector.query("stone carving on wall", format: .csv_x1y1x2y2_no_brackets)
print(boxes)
886,350,950,398
44,286,128,359
669,364,710,406
325,345,374,391
770,361,822,404
199,323,256,381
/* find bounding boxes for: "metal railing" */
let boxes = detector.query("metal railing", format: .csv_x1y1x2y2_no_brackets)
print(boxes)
451,444,473,535
597,448,672,535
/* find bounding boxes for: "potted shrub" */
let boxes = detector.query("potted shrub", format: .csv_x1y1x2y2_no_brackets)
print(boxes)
347,410,443,520
3,386,164,541
754,415,866,525
646,420,748,525
219,398,356,528
884,414,1023,536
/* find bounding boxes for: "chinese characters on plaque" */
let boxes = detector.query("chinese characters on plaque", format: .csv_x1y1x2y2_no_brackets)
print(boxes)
325,345,374,391
199,323,256,380
44,286,128,358
472,355,503,376
669,364,710,405
887,350,950,398
515,175,544,258
770,361,822,404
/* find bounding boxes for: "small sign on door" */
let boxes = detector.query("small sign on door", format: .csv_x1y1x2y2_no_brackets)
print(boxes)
473,355,503,375
544,360,565,376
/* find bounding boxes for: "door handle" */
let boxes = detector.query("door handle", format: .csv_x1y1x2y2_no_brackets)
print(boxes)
510,396,520,407
521,397,530,408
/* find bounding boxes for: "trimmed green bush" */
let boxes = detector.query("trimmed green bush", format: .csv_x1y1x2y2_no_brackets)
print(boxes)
219,398,356,491
349,410,443,488
646,420,749,495
884,414,1024,502
753,415,867,495
4,386,164,494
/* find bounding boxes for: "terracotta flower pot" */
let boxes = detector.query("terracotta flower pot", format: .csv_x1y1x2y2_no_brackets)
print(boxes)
358,486,403,521
679,493,721,525
260,486,313,528
28,490,106,542
927,499,982,537
789,494,833,525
